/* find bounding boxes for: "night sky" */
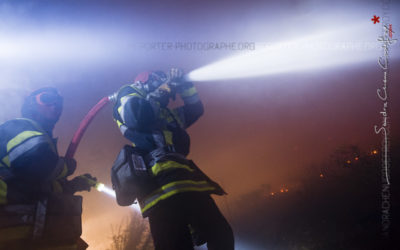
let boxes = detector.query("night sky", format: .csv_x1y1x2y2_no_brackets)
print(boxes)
1,0,399,249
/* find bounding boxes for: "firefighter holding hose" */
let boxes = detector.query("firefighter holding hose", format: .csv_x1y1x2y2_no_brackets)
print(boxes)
112,69,234,249
0,87,97,249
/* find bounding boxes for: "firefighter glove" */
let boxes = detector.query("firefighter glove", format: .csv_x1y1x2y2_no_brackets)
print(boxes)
167,68,193,93
66,174,97,194
169,68,184,82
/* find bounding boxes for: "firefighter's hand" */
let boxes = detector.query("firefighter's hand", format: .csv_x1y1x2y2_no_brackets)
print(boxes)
168,68,193,93
169,68,184,82
168,68,185,88
67,174,97,194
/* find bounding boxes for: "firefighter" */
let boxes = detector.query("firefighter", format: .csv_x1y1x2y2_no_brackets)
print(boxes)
0,87,97,249
113,69,234,249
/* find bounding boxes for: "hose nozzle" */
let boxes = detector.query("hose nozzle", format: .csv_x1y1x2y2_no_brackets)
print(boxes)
108,92,118,103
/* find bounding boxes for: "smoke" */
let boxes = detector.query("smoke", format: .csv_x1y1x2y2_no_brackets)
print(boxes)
0,86,29,123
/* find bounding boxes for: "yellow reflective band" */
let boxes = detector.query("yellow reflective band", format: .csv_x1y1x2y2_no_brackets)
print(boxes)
8,136,49,163
162,130,173,145
128,93,142,98
117,105,123,116
181,86,197,97
116,119,123,128
141,185,215,214
0,225,32,242
6,131,43,152
15,118,57,154
141,180,216,214
52,180,63,193
160,180,210,195
119,93,142,109
129,85,146,97
0,179,7,204
151,160,194,176
2,156,10,167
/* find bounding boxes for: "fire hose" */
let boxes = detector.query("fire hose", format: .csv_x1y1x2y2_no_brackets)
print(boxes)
64,93,118,198
65,74,180,159
63,75,185,207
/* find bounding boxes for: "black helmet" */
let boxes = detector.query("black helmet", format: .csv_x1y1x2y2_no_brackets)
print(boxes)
21,87,63,125
134,71,168,92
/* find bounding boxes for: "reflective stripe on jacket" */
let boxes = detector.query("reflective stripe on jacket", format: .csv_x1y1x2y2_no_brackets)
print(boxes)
113,83,225,217
0,118,63,204
140,180,217,214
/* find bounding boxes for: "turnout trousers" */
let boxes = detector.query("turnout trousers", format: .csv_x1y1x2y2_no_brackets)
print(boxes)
148,192,234,250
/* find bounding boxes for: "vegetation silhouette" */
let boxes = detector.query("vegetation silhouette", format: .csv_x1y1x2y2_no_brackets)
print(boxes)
231,139,399,249
108,211,154,250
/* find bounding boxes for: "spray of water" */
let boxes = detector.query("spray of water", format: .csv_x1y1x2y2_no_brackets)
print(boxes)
185,24,381,82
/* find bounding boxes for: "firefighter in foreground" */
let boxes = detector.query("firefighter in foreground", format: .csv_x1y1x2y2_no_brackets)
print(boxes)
112,68,234,249
0,87,97,249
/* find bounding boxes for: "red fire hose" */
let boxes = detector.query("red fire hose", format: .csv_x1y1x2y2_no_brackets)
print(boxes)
65,94,116,158
64,73,183,158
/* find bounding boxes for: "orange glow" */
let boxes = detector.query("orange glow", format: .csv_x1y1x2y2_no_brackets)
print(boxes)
346,160,351,164
280,189,284,193
372,150,378,155
354,157,359,161
270,192,275,196
285,189,289,192
320,173,324,178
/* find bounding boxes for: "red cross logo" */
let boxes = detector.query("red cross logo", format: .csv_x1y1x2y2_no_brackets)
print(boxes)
371,15,380,24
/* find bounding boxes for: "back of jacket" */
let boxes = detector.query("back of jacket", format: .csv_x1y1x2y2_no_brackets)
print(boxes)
0,118,59,204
